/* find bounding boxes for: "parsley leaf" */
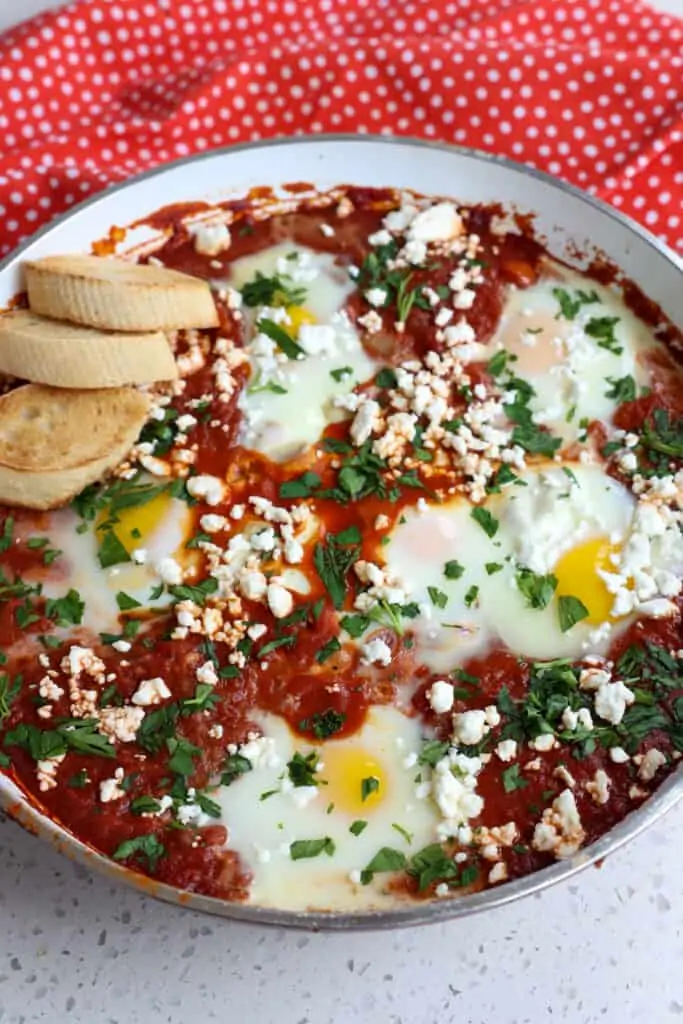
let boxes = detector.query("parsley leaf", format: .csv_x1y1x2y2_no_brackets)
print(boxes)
470,506,498,537
350,820,368,836
221,753,252,786
444,560,465,580
552,287,600,320
112,834,166,872
515,567,558,610
257,318,304,360
290,837,335,860
502,763,529,792
558,595,589,632
361,776,380,802
315,637,342,664
279,471,321,499
299,709,346,739
585,316,622,354
313,529,361,609
427,586,448,609
287,751,322,788
605,375,636,403
241,271,306,308
360,846,406,885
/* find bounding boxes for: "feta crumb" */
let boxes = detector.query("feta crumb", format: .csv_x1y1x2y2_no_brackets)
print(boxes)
488,862,508,884
452,709,489,746
495,739,518,763
156,556,183,586
361,638,392,667
426,679,454,714
131,677,172,707
365,286,388,308
196,660,219,686
638,747,667,782
186,474,226,506
585,768,611,805
609,746,630,764
200,513,228,534
267,582,294,619
594,679,635,725
189,221,231,256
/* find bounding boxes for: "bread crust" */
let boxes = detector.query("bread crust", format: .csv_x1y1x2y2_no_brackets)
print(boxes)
0,309,178,388
25,254,219,332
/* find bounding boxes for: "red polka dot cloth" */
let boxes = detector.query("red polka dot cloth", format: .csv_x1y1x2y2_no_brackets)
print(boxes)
0,0,681,258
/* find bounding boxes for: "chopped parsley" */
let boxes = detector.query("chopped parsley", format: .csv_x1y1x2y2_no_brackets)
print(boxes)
427,586,448,610
241,271,306,308
464,585,479,608
470,506,498,538
112,834,166,872
444,560,465,580
279,471,321,499
552,287,600,320
299,709,346,739
360,846,406,885
115,591,142,612
350,820,368,836
330,366,353,382
290,837,335,860
287,751,323,788
605,375,636,403
585,316,622,354
515,567,558,610
256,318,304,360
375,367,398,389
315,637,342,664
361,776,380,802
502,763,528,792
557,595,589,632
313,528,361,609
485,562,504,575
221,753,252,786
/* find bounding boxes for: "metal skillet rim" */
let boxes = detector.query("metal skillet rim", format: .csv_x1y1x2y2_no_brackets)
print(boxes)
0,133,681,932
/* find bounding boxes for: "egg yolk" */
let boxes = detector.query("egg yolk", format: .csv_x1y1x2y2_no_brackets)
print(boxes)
553,536,622,625
97,492,172,554
285,305,316,335
320,745,387,815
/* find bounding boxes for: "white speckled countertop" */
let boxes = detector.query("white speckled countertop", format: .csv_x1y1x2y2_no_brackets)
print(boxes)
2,3,683,1022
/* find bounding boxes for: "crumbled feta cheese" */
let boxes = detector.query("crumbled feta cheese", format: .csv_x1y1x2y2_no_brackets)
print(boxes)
196,660,219,686
189,221,231,256
452,709,489,746
200,513,228,534
350,398,381,446
594,679,635,725
298,323,337,357
239,569,268,602
98,706,145,743
488,862,508,885
361,638,392,667
638,747,667,782
406,202,463,243
357,310,383,334
495,739,518,762
585,768,611,805
365,287,388,308
131,677,172,707
156,556,183,586
531,789,585,858
131,548,148,565
267,582,293,619
186,474,226,506
427,679,454,714
530,733,557,753
609,746,630,764
99,768,125,804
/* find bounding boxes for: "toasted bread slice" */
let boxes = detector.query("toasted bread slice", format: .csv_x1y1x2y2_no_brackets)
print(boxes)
25,254,219,332
0,384,149,509
0,310,178,388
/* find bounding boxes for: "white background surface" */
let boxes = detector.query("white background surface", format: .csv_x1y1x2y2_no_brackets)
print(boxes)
1,2,683,1023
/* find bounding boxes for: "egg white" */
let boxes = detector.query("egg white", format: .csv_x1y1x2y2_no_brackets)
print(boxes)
485,266,657,443
39,492,193,636
383,463,638,669
214,706,440,911
229,242,378,461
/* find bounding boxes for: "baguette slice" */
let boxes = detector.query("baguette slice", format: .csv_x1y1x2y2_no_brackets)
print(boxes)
0,310,178,388
0,384,149,510
25,254,219,332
